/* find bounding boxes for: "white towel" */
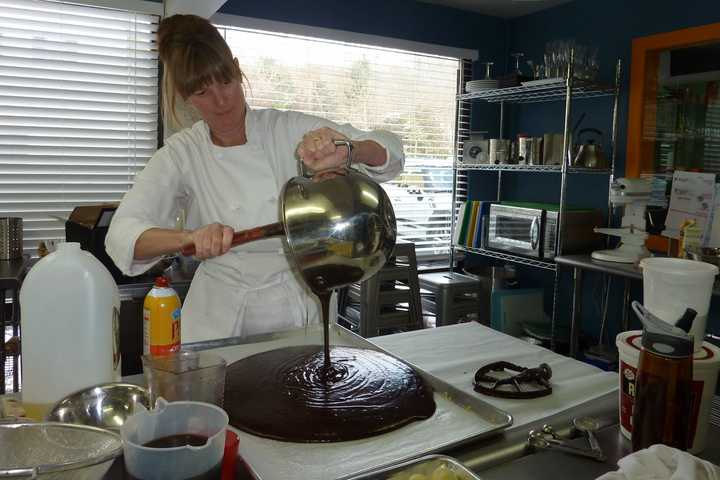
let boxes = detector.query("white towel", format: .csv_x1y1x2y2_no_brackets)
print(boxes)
597,444,720,480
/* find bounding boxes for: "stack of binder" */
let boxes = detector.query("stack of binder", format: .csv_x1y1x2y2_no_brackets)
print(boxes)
452,201,491,249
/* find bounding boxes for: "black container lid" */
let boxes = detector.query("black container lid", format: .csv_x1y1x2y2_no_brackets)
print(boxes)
641,328,693,358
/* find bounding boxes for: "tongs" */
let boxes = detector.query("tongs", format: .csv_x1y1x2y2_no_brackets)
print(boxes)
527,421,606,462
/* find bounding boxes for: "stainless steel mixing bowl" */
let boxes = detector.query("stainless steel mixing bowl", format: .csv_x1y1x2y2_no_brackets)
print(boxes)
46,383,149,432
0,422,122,479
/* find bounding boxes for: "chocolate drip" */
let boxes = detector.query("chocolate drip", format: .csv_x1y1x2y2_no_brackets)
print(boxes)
318,291,331,372
224,346,436,443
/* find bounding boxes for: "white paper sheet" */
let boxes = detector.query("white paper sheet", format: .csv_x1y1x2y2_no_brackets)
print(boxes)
662,171,716,240
208,323,617,479
372,323,618,429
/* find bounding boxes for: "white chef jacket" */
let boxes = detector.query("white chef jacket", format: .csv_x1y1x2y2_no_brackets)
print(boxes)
106,107,404,343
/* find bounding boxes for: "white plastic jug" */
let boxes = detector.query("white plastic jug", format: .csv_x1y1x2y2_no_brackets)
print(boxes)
19,242,121,419
640,257,718,352
121,398,228,480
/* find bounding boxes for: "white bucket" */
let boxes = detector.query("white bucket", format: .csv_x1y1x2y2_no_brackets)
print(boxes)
640,257,718,352
616,330,720,453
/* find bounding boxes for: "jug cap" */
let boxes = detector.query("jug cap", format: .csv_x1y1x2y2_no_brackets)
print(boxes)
632,301,694,358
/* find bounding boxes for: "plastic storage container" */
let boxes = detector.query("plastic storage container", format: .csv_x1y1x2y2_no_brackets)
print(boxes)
121,398,228,480
640,257,718,351
142,350,227,407
19,242,121,419
143,276,181,356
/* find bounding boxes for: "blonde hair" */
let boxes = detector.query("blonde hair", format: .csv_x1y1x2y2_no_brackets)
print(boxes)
157,14,244,129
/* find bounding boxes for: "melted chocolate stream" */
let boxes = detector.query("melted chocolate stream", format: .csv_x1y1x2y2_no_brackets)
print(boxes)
318,291,332,374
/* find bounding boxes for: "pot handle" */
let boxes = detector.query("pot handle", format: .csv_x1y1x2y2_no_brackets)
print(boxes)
0,466,36,478
576,128,604,144
299,139,354,178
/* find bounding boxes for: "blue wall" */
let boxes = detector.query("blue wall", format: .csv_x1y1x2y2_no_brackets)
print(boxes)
220,0,504,53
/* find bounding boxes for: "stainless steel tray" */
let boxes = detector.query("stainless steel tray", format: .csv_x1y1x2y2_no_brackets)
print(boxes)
342,454,482,480
345,325,513,431
189,323,512,480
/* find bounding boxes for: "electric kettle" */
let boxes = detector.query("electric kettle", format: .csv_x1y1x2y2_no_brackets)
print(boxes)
571,128,608,169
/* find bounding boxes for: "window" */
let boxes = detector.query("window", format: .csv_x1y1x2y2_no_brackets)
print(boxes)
216,23,465,263
0,0,159,255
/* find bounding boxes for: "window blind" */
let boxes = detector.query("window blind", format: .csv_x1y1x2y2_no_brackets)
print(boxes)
0,0,159,254
217,25,463,262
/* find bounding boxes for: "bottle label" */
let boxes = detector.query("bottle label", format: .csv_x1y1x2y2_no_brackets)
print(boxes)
143,308,150,356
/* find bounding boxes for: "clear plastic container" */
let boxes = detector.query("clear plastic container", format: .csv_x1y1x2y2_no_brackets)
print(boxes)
142,351,227,407
121,398,228,480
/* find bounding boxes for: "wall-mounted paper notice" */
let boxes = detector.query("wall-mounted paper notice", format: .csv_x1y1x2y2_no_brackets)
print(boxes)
705,183,720,248
662,171,717,240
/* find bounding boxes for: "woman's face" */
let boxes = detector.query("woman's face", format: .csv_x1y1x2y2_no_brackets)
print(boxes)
187,77,246,142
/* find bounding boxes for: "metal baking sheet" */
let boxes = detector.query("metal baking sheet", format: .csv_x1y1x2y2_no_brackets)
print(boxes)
199,324,512,480
344,326,514,438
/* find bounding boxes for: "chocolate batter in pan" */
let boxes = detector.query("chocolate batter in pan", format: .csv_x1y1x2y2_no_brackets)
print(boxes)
224,345,436,442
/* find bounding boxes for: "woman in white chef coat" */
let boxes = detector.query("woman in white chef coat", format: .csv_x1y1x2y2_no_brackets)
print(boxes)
105,14,404,343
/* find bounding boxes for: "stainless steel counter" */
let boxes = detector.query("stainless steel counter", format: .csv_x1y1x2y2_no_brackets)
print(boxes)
478,420,720,479
103,389,720,479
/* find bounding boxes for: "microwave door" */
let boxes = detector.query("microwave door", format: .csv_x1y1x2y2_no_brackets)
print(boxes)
491,213,541,255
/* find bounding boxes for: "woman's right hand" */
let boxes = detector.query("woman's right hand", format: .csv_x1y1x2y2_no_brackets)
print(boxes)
183,223,234,259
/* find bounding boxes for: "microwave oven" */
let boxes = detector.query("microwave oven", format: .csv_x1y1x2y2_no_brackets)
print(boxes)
486,203,603,259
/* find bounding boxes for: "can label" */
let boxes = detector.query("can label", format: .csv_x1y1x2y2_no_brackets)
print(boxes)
619,359,704,445
619,360,636,434
143,290,181,356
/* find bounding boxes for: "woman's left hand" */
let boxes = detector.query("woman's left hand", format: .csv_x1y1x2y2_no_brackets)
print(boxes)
296,127,351,172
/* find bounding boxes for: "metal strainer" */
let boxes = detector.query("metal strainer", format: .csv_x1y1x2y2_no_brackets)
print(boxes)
0,422,122,479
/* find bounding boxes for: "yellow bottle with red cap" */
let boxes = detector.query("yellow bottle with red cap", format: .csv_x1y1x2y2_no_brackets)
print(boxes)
143,276,181,356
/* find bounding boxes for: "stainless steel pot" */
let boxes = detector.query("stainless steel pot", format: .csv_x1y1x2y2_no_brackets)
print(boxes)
180,140,396,293
281,140,396,292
